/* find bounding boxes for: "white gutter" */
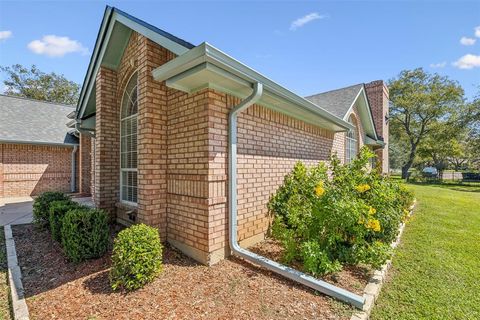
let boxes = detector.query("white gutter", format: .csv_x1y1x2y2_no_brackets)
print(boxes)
71,145,78,193
153,43,353,132
229,82,365,309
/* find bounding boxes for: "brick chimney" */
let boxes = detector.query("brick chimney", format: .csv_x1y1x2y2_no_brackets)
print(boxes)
365,80,389,173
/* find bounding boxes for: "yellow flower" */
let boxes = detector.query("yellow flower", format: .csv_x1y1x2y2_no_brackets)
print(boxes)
315,182,325,197
358,216,365,225
368,207,376,216
366,219,381,232
356,184,371,193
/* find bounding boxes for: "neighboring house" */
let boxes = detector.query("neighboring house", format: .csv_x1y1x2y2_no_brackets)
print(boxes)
74,6,390,265
0,95,79,197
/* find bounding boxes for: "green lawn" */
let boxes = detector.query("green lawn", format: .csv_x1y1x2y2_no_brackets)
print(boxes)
371,183,480,320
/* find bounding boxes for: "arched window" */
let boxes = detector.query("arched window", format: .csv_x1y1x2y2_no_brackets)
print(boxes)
120,72,138,204
345,115,358,164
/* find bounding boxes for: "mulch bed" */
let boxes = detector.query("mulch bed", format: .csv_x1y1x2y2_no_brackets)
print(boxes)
249,239,372,295
13,224,360,320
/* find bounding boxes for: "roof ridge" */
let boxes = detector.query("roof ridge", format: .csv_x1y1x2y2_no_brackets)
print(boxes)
305,83,364,98
0,94,76,108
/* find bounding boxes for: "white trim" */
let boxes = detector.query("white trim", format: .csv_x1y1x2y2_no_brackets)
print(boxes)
152,42,353,132
343,86,379,141
77,8,192,120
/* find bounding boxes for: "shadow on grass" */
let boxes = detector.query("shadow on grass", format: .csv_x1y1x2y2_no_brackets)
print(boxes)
406,181,480,193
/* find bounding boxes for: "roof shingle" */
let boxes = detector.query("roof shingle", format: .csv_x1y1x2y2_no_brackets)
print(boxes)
305,84,364,119
0,95,78,146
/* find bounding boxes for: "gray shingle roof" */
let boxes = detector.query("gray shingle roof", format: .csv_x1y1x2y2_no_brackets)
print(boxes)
0,95,78,145
305,84,364,119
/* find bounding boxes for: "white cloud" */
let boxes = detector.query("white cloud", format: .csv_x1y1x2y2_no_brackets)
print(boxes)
27,35,88,57
460,36,476,46
0,30,12,41
475,26,480,38
429,61,447,68
290,12,327,31
452,54,480,69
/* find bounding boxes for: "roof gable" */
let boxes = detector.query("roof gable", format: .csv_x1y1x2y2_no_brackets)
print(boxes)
306,84,379,141
305,84,364,119
77,6,195,120
0,95,78,146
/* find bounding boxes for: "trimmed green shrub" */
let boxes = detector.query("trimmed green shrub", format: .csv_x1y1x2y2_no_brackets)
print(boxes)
110,224,163,291
49,200,81,242
268,147,415,276
33,191,70,228
61,208,109,263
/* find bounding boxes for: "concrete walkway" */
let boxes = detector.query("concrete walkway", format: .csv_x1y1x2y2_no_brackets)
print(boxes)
0,196,94,226
0,197,34,226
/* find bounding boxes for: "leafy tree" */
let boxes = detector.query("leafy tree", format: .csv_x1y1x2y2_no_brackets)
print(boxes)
1,64,80,105
388,68,465,178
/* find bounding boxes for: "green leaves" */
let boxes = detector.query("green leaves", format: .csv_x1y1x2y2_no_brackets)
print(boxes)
268,148,415,276
32,191,70,228
0,64,80,105
110,224,163,291
61,208,109,263
48,199,80,242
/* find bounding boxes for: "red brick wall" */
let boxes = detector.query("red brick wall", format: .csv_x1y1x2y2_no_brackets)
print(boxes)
91,31,373,265
202,91,368,262
94,66,119,214
0,143,76,197
365,80,389,173
79,135,91,195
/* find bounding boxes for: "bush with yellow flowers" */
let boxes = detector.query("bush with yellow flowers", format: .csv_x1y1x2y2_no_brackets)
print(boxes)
268,147,414,276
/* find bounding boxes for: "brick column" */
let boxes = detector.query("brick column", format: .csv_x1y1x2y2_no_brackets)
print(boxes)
79,134,91,195
365,80,389,174
136,37,169,238
94,66,119,215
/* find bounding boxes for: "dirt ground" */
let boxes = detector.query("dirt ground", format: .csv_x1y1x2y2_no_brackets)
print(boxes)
13,224,365,320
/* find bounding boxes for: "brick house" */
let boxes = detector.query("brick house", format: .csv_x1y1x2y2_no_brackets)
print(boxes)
0,95,79,197
75,7,389,266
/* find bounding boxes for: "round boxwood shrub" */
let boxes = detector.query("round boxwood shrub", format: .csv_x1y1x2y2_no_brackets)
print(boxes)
61,208,109,263
49,200,81,242
33,191,70,228
110,224,163,291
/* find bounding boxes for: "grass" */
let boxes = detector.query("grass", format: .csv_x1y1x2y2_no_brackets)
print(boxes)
0,227,11,320
371,183,480,320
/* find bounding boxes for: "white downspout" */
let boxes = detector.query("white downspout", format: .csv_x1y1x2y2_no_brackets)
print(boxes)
71,145,78,193
228,82,366,309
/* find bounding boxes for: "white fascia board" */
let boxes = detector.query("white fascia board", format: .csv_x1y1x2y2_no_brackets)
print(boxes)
0,139,78,147
153,42,353,132
115,14,190,56
343,86,378,140
76,7,113,120
77,9,193,120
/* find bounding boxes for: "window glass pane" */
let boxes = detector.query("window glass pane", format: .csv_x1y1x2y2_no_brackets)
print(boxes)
120,72,138,203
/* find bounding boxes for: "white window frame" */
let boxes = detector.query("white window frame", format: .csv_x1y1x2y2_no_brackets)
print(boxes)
120,71,138,206
345,116,358,164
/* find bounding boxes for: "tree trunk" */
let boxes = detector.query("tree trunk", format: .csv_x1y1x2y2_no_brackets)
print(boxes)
401,162,412,180
401,143,417,180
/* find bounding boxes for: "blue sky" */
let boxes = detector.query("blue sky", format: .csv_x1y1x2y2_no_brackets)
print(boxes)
0,0,479,100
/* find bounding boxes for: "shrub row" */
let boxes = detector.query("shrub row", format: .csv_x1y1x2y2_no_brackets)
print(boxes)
33,192,109,263
33,192,164,291
268,147,414,276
